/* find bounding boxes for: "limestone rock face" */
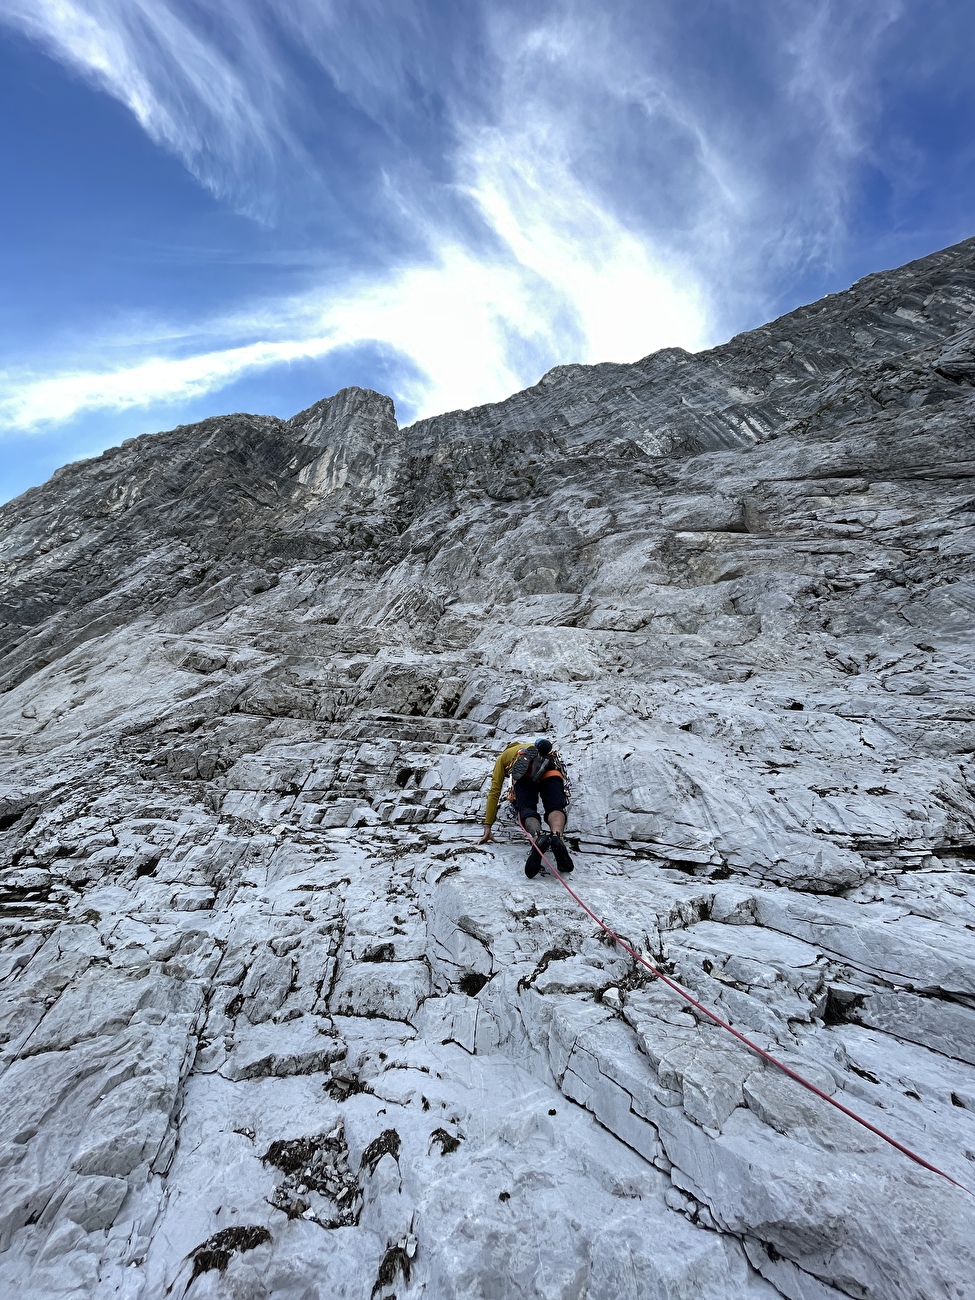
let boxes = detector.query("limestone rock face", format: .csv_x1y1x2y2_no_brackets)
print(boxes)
2,239,975,1299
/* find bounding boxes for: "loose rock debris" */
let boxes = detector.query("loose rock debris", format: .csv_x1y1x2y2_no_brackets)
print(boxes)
262,1127,361,1227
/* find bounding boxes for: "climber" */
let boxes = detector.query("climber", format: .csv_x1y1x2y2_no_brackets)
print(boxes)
479,738,575,878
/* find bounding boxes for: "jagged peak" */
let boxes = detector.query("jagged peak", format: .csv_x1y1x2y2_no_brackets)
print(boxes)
288,386,398,446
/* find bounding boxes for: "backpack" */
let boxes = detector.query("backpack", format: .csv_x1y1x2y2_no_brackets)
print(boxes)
510,745,569,787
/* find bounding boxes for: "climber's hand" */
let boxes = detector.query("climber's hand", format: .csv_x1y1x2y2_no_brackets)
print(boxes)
478,827,496,844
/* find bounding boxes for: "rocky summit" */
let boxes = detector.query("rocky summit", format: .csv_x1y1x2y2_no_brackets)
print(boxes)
1,238,975,1300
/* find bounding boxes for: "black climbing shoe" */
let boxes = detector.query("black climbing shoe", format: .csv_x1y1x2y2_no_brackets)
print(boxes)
550,834,575,873
525,828,552,878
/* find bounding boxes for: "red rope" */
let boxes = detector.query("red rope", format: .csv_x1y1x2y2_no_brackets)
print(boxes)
517,816,974,1197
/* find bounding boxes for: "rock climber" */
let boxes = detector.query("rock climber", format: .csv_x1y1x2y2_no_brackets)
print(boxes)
478,738,575,878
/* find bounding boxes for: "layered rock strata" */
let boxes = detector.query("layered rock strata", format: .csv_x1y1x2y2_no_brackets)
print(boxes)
1,238,975,1299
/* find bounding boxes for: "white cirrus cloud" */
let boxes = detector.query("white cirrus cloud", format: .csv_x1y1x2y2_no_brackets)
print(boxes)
0,215,709,432
0,0,296,213
0,0,915,439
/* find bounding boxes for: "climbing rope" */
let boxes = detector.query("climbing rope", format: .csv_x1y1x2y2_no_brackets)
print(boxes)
516,815,974,1198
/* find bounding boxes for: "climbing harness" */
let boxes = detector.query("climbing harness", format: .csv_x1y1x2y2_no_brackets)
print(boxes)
516,814,975,1198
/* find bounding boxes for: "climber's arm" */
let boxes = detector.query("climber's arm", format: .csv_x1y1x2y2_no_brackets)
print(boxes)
483,752,508,827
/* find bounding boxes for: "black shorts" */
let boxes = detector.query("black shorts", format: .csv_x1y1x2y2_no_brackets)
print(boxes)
514,774,568,823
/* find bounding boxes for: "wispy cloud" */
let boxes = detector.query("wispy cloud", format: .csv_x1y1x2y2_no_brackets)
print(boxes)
0,0,297,214
0,0,914,438
0,217,707,430
773,0,905,266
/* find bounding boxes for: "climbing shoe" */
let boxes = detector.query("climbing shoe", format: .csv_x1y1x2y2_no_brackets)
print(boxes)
550,834,575,873
525,832,550,878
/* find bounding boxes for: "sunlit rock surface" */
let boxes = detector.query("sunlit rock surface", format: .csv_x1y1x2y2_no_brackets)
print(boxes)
2,238,975,1299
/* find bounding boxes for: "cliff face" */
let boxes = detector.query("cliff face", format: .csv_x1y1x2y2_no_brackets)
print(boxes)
1,239,974,1299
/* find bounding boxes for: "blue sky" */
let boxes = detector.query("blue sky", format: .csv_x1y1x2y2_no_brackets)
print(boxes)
1,0,974,502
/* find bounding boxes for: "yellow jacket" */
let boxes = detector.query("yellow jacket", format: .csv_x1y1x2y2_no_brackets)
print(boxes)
483,740,532,826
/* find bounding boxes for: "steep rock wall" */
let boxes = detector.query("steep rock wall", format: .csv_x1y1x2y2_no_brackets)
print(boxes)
1,239,975,1299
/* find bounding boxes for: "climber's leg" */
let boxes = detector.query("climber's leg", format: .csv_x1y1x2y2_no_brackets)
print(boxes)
515,782,547,878
540,776,573,872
